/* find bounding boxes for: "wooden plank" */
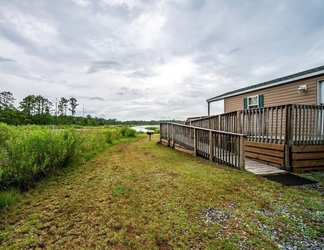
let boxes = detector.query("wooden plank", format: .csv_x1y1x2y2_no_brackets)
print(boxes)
291,145,324,153
160,139,169,146
174,144,194,155
246,151,284,165
246,160,281,170
292,159,324,167
245,141,285,151
245,158,286,175
292,152,324,160
245,146,284,158
292,166,324,173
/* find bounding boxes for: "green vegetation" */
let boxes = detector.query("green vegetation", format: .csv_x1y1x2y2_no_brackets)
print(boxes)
0,123,136,192
0,189,18,209
0,134,322,249
145,126,160,133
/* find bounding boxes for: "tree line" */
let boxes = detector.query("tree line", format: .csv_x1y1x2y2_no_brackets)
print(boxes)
0,92,81,125
0,92,184,126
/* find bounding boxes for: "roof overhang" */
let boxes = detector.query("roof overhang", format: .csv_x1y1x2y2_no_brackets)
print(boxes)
207,66,324,103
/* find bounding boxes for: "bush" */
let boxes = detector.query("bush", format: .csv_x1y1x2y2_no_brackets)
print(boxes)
120,126,136,137
0,124,137,192
0,124,80,190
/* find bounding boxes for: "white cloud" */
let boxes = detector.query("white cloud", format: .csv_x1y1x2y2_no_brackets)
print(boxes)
0,0,323,121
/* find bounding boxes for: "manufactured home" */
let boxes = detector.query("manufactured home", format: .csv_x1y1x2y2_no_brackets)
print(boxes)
163,66,324,173
206,65,324,114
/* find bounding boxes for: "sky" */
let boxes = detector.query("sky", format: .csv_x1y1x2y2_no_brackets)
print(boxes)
1,0,324,121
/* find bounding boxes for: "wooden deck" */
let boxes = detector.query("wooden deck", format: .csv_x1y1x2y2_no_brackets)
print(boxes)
245,157,287,175
162,138,286,175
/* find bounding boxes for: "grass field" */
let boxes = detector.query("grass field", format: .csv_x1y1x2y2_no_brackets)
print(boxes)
0,134,323,249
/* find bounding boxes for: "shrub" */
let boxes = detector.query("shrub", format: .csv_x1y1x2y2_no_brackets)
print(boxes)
104,130,113,144
0,124,137,192
120,126,136,137
0,124,80,190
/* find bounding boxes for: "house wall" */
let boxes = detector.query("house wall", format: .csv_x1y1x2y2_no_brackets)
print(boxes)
224,75,324,113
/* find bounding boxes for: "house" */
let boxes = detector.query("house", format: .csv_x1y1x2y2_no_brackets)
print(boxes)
206,65,324,115
185,65,324,172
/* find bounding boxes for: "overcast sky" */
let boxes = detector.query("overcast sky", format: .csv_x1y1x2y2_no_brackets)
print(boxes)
1,0,324,121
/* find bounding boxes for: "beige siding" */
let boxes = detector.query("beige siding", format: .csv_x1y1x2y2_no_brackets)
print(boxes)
224,75,324,113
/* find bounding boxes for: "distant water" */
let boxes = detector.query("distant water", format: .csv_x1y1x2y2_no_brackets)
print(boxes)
131,125,159,132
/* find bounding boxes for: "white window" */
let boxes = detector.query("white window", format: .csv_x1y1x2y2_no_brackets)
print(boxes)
248,95,259,109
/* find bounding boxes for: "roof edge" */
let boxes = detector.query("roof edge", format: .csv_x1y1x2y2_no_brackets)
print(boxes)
207,65,324,103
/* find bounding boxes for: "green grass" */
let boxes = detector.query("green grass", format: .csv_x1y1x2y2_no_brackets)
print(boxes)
0,189,19,209
0,134,323,249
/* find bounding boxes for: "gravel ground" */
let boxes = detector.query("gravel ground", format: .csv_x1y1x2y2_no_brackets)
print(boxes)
296,183,324,196
202,171,324,249
203,203,324,250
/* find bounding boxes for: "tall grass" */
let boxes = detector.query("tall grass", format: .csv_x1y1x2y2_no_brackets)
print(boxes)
0,124,79,191
0,123,136,193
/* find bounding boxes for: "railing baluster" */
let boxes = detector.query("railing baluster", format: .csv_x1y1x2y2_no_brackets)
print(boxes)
274,107,278,144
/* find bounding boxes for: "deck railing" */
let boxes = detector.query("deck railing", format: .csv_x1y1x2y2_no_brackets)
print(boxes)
186,104,324,146
160,123,245,169
291,104,324,145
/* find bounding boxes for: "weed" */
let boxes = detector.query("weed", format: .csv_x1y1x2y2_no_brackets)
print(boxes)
112,183,131,196
0,189,18,209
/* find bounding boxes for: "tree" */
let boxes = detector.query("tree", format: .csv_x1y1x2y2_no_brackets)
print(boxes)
0,91,15,110
58,97,69,116
19,95,36,116
69,97,78,116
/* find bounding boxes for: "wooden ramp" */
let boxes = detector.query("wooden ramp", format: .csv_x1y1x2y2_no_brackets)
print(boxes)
245,157,287,175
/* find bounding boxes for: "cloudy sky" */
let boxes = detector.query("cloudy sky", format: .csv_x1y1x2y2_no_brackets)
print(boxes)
1,0,324,121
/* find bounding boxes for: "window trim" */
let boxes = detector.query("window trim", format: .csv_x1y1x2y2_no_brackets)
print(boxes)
247,95,259,109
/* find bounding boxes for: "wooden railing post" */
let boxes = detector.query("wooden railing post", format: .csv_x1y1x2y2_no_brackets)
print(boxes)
209,130,214,161
194,128,197,156
160,123,162,143
237,110,242,134
284,105,292,170
220,115,223,131
239,135,245,170
167,123,170,147
172,124,175,149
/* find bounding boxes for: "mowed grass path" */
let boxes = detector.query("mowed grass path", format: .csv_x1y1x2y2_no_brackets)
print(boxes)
0,134,323,249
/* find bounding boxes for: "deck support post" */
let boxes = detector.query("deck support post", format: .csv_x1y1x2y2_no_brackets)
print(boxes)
209,131,214,161
208,102,210,117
